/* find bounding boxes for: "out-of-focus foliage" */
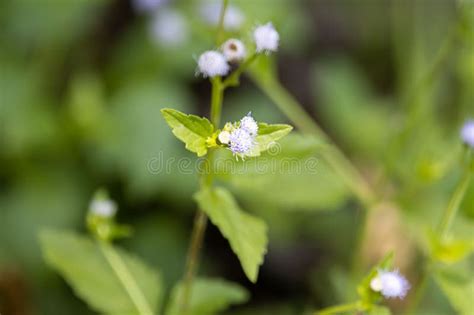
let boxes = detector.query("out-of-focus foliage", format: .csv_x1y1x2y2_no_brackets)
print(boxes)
40,229,163,315
166,278,249,315
1,0,473,314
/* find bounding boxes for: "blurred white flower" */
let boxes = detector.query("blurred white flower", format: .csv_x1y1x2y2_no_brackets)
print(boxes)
200,3,245,30
240,112,258,136
253,22,279,53
132,0,167,14
89,199,117,218
221,38,246,62
150,9,188,47
461,119,474,148
197,50,230,77
370,270,410,299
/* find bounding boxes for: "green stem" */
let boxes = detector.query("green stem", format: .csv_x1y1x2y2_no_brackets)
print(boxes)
437,169,472,240
216,0,229,46
179,57,226,315
179,209,208,315
210,77,224,128
250,75,376,208
408,161,472,313
314,301,366,315
223,53,259,88
99,241,154,315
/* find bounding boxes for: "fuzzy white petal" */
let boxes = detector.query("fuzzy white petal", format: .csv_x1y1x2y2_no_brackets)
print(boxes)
240,113,258,136
197,50,230,77
254,22,279,53
378,270,410,299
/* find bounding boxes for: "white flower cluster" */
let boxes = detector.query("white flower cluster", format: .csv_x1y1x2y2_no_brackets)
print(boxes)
197,22,279,77
89,199,117,218
461,120,474,148
370,269,410,299
218,113,259,158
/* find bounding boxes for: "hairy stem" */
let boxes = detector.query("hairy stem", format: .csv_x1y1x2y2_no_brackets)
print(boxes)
99,241,154,315
314,301,366,315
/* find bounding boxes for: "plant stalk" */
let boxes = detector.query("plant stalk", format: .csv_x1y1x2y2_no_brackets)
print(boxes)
179,37,226,314
437,170,472,240
250,75,376,208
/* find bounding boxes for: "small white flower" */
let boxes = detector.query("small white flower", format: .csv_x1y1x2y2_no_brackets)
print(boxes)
461,120,474,148
132,0,167,14
240,113,258,136
150,9,188,47
221,39,246,62
200,3,245,30
229,128,254,156
90,199,117,218
253,22,279,53
197,51,230,77
218,130,231,144
371,270,410,299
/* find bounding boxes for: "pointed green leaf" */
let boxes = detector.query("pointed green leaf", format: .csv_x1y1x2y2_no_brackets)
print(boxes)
357,252,394,304
194,187,268,282
161,108,214,157
40,229,162,315
247,123,293,157
165,278,249,315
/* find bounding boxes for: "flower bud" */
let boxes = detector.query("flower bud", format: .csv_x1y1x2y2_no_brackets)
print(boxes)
221,39,246,62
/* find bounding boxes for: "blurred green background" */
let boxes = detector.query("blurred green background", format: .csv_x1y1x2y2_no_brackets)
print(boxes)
1,0,473,314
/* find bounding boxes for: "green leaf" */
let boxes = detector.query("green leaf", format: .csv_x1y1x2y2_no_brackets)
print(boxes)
194,187,268,282
357,252,394,304
165,278,249,315
161,108,214,157
434,264,474,315
368,305,392,315
311,57,393,157
40,229,162,315
246,123,293,157
215,134,350,211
